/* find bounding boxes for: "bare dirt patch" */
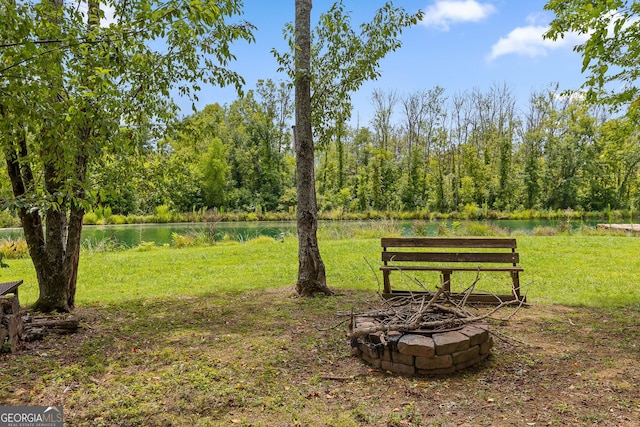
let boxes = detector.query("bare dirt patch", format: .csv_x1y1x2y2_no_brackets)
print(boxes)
1,288,638,426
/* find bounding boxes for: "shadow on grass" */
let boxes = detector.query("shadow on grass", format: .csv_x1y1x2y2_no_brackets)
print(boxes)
3,288,381,426
1,288,639,427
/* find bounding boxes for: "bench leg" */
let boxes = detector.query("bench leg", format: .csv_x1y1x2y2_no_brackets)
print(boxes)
441,270,452,294
383,270,391,294
512,271,521,300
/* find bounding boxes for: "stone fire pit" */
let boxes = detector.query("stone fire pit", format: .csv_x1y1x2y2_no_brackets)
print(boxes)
351,316,493,376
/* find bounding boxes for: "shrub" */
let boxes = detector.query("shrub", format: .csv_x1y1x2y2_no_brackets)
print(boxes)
247,236,276,244
0,238,29,259
81,237,126,254
106,214,127,225
172,229,216,247
135,241,156,251
171,232,196,248
154,205,173,223
578,225,610,236
462,221,508,236
354,219,401,239
533,226,558,236
462,203,481,219
84,212,99,225
0,211,20,228
437,222,449,236
412,220,428,236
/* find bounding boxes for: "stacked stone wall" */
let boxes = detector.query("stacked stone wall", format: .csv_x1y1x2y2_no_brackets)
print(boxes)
351,317,492,376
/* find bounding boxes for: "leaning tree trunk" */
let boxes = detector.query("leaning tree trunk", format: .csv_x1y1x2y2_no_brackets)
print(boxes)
294,0,332,296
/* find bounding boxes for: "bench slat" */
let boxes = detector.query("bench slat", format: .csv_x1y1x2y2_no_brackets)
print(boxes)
381,237,517,249
384,290,519,304
382,251,519,264
0,280,23,296
380,265,524,272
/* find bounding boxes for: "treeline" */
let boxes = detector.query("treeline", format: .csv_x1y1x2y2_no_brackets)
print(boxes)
87,81,640,217
317,83,640,215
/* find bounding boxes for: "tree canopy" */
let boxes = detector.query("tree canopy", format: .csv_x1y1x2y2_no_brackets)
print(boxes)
544,0,640,113
274,1,422,147
0,0,254,311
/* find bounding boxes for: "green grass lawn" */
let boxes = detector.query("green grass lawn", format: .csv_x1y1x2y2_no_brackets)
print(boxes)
6,234,640,309
2,233,639,426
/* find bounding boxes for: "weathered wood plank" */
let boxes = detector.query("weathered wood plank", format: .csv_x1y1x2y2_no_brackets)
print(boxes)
381,238,517,249
379,237,524,303
7,314,22,352
0,280,23,296
26,317,80,335
382,251,519,264
382,291,522,304
380,265,524,272
597,224,640,233
0,295,20,315
0,325,7,348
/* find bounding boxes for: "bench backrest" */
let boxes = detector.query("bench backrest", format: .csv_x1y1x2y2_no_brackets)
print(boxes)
381,237,519,265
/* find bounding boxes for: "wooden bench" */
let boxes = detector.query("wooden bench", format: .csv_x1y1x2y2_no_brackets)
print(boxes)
380,238,524,303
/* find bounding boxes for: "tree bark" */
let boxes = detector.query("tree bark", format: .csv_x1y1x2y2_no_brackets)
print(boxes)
294,0,332,296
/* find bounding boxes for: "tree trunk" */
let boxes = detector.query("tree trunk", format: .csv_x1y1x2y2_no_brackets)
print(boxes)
294,0,332,296
4,131,83,313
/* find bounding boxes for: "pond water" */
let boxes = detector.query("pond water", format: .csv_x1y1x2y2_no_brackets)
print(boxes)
0,219,601,248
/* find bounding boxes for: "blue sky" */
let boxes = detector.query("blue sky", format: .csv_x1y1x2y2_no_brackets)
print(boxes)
179,0,588,124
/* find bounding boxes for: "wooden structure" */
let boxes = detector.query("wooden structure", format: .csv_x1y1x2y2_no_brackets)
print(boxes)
596,224,640,234
0,280,24,352
0,280,23,299
0,280,80,349
380,238,524,304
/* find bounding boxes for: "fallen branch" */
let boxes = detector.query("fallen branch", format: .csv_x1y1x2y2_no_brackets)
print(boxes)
348,297,522,340
320,374,358,381
363,257,382,295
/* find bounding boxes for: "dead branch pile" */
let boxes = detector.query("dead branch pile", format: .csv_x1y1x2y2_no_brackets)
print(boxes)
344,273,527,340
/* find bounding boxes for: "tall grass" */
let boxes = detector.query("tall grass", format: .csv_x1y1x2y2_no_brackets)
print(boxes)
317,219,402,240
0,238,28,259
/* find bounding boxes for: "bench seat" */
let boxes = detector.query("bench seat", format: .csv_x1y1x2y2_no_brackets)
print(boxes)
380,265,524,272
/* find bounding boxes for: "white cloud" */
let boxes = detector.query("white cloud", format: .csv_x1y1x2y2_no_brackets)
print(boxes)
421,0,496,31
525,12,550,26
100,4,117,27
487,25,587,61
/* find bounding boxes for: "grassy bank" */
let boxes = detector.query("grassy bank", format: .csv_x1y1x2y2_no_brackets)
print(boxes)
4,234,640,308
